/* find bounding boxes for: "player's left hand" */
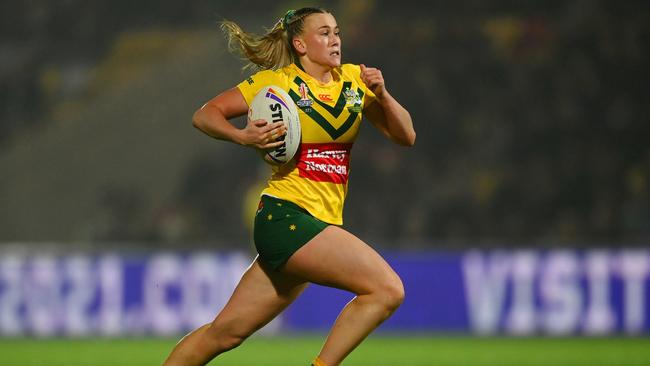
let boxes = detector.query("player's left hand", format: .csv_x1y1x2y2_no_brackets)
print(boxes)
360,64,387,99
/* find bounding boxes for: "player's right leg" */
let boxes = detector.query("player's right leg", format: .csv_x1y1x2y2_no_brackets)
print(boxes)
162,256,307,366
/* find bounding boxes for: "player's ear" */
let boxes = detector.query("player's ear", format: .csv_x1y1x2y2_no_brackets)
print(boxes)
292,37,306,54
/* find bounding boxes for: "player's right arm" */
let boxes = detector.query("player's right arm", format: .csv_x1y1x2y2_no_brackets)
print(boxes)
192,87,286,149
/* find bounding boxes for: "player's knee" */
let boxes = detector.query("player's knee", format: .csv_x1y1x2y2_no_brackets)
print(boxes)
205,323,251,352
219,333,248,351
378,276,405,312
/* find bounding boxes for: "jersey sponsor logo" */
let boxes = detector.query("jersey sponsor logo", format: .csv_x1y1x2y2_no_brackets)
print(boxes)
297,143,352,184
318,94,333,101
246,77,254,85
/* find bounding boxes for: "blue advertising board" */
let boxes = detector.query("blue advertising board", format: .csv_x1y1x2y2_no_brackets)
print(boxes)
286,249,650,335
0,249,648,336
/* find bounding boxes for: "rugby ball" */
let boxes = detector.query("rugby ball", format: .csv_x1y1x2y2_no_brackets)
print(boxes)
248,86,301,165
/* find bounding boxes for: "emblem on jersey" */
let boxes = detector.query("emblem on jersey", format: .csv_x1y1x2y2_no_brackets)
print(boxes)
343,87,362,113
296,82,314,110
288,77,364,140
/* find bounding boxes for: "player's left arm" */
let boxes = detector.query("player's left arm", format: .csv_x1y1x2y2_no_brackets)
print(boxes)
360,64,416,146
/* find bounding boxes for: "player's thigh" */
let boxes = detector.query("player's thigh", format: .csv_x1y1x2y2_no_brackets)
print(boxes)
209,256,307,336
281,226,402,297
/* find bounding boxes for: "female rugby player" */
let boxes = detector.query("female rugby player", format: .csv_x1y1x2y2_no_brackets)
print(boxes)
163,7,415,366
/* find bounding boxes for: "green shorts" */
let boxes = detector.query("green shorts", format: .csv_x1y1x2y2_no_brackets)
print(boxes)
254,195,329,270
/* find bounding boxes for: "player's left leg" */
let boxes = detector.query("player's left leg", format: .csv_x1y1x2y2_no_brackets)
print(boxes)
281,226,405,366
162,257,307,365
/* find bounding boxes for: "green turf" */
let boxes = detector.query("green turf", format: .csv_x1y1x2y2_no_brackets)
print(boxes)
0,335,648,365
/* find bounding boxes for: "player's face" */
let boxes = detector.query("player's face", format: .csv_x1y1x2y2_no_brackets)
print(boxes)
298,13,341,67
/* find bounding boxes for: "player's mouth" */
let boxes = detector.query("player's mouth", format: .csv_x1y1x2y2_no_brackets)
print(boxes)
330,50,340,56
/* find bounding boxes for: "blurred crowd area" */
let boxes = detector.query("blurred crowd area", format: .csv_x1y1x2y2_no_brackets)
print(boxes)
1,0,648,248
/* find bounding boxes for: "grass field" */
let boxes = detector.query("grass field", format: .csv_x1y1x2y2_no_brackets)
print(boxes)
1,335,649,365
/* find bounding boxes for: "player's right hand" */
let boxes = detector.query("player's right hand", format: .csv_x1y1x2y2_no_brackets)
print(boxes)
241,118,287,149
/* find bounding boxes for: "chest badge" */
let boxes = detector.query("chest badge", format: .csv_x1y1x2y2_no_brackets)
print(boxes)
296,83,314,111
344,87,362,113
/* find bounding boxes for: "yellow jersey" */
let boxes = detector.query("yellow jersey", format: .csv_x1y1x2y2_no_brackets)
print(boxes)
237,63,376,225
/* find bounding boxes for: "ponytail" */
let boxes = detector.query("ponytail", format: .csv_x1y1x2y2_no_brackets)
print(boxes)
220,7,328,71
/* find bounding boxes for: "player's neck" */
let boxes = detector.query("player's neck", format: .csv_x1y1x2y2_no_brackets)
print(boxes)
298,58,333,84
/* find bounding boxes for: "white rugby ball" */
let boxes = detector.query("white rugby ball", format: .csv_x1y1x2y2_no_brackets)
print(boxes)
248,85,301,165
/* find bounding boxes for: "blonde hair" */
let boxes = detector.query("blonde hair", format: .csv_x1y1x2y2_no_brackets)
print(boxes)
220,7,328,71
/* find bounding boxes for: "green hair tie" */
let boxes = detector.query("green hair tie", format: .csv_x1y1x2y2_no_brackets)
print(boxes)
281,9,295,30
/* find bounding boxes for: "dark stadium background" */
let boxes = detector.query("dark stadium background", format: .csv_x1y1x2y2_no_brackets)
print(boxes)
1,0,648,247
0,1,649,364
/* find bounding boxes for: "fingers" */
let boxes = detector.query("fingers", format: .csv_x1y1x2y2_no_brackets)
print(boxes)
360,64,388,98
263,122,286,144
253,119,268,127
360,64,378,80
245,119,287,149
257,134,287,151
262,121,285,133
249,119,284,131
267,128,283,141
264,139,287,150
360,64,384,89
262,123,286,143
